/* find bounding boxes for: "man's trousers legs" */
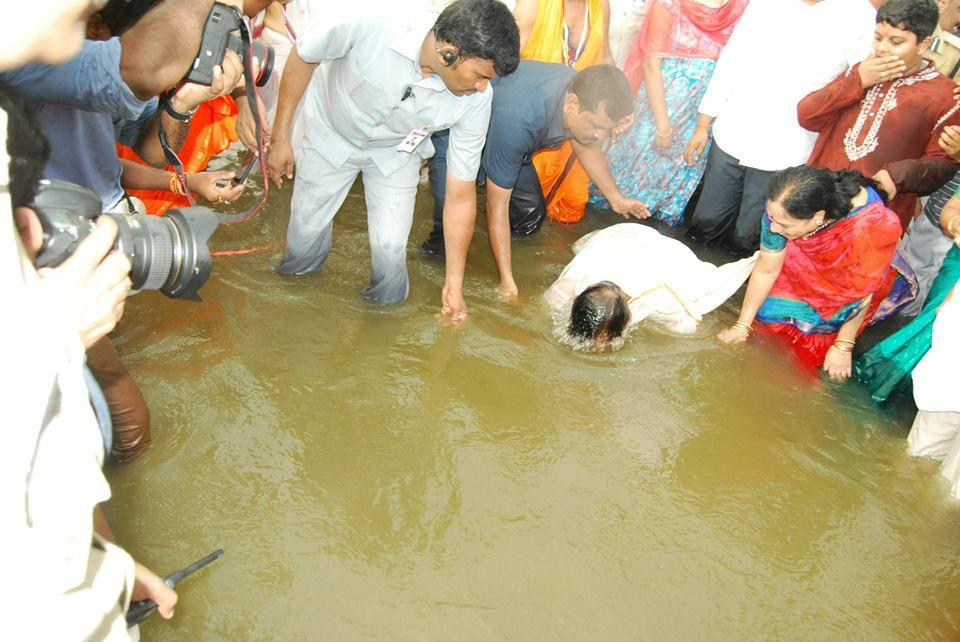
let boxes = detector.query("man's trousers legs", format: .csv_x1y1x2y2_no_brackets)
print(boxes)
361,158,419,303
277,152,358,276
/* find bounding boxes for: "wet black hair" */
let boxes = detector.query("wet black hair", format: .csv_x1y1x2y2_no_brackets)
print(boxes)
877,0,940,42
434,0,520,77
766,165,888,222
567,65,634,121
568,281,630,344
96,0,164,36
0,80,49,209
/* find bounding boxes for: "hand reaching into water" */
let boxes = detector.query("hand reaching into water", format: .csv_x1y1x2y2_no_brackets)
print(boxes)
822,345,853,381
717,324,750,345
610,195,651,219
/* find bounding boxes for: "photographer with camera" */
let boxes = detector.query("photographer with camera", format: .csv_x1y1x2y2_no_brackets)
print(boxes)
0,0,251,461
266,0,519,305
1,2,181,638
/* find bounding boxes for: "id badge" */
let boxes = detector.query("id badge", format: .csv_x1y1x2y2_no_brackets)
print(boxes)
396,128,429,153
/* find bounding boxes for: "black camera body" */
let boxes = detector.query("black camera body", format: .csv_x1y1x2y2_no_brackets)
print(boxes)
33,180,219,301
187,3,274,87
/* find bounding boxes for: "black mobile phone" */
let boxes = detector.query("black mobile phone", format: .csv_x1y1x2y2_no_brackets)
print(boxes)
216,151,258,188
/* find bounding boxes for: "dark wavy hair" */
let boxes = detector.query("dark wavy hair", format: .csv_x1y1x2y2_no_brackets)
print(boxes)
567,65,634,121
766,165,888,222
877,0,939,42
434,0,520,77
0,80,49,208
568,281,630,344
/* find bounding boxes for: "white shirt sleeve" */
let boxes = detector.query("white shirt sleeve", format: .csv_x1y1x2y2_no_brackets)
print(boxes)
295,7,365,63
446,86,493,182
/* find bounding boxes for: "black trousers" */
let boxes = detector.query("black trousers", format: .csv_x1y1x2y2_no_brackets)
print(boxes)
686,141,775,256
421,129,546,255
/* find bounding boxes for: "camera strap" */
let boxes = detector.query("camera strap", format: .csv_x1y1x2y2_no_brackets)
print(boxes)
157,13,269,226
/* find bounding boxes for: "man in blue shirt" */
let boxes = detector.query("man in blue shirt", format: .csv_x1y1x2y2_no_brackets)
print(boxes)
424,61,648,320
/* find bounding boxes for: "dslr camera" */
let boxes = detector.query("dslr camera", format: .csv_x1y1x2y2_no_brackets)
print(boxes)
187,3,274,87
32,180,219,301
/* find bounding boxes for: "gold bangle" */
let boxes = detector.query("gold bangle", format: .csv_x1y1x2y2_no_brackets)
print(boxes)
835,339,856,346
732,321,753,335
655,126,674,138
832,342,854,353
169,172,187,196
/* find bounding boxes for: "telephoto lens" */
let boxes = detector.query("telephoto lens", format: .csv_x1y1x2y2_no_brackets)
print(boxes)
32,180,220,301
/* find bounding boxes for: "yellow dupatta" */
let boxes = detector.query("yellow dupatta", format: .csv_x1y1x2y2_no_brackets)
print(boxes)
522,0,606,224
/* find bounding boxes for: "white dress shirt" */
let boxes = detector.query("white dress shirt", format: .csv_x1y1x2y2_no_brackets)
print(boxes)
699,0,876,171
293,1,492,181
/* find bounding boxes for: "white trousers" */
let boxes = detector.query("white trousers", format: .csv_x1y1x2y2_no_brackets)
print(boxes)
908,410,960,499
278,149,420,304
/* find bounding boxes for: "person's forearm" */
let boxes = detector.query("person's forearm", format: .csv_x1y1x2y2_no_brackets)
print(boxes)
485,185,515,286
272,50,316,140
571,139,623,204
836,297,871,343
736,267,780,325
133,111,192,167
442,185,478,294
120,159,173,190
642,57,670,132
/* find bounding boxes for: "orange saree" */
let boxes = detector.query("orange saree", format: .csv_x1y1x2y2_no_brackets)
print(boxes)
521,0,606,223
117,96,239,215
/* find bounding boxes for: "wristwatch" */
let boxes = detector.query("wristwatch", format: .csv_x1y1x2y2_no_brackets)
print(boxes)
160,96,198,123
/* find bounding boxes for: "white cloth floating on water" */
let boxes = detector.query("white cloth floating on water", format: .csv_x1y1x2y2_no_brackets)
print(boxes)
545,223,757,334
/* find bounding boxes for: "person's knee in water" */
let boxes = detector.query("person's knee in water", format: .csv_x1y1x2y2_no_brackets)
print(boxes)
568,281,631,346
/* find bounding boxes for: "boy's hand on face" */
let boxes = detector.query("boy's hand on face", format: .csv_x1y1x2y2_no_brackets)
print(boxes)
858,54,906,88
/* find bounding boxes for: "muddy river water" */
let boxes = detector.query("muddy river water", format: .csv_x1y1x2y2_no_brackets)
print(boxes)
105,153,960,641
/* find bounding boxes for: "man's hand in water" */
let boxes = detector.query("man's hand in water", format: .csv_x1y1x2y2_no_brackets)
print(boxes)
610,195,651,219
132,562,178,619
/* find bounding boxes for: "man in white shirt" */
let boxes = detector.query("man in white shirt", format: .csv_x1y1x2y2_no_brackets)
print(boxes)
681,0,876,256
267,0,520,304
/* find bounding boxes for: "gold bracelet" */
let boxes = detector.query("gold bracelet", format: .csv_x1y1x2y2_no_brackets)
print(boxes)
832,341,854,353
655,126,674,138
732,321,753,335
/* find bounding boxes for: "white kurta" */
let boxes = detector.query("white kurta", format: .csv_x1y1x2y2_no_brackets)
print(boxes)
545,223,756,334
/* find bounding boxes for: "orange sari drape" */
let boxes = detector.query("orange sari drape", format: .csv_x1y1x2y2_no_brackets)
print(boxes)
116,96,239,215
521,0,605,223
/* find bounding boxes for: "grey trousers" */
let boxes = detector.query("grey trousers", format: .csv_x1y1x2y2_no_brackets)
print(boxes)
277,149,419,304
899,212,954,316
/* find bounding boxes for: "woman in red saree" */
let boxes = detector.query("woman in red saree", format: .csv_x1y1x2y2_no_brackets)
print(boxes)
718,165,916,379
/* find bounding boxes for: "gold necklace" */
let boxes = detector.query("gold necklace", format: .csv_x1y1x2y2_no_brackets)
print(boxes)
801,220,830,240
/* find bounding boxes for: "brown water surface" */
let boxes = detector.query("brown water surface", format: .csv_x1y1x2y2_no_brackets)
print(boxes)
105,151,960,641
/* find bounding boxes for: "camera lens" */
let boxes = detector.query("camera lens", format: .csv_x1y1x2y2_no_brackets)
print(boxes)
114,207,220,301
32,180,220,301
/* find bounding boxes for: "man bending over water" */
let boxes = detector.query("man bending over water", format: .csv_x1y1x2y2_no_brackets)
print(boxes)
546,223,757,348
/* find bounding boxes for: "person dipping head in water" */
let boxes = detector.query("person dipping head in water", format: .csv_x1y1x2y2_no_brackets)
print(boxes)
545,223,758,349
